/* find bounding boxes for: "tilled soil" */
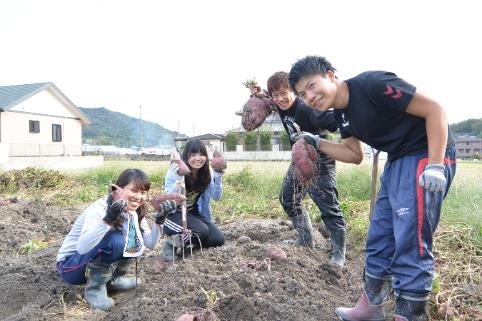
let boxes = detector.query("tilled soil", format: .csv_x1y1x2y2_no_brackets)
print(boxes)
0,200,378,321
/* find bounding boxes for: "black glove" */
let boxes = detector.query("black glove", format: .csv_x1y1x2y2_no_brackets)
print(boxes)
103,193,128,226
155,200,177,225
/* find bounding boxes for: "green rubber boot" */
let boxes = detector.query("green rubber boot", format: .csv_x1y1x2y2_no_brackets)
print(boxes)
108,259,140,291
84,261,115,311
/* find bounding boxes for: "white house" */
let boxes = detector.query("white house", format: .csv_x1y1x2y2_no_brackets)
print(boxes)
0,82,94,167
174,133,225,153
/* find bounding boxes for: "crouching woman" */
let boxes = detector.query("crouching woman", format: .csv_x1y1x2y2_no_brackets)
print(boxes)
55,168,180,311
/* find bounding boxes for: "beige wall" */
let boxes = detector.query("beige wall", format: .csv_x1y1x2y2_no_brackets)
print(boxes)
1,112,81,144
202,139,224,152
1,89,83,156
10,89,78,118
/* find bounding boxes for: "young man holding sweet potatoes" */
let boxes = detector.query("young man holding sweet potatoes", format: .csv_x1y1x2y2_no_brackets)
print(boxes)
288,55,456,321
266,71,347,268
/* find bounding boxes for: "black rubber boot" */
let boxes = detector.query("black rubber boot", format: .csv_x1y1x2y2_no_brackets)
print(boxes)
284,213,314,248
108,259,140,291
330,228,346,268
84,261,115,311
394,291,429,321
335,274,391,321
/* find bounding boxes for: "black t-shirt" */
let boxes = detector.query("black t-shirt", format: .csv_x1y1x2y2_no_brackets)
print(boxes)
335,71,455,160
277,97,338,147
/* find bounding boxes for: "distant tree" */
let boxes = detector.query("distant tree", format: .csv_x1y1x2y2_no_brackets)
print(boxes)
280,131,291,151
260,131,272,151
451,118,482,138
244,132,257,151
80,107,180,147
225,131,239,151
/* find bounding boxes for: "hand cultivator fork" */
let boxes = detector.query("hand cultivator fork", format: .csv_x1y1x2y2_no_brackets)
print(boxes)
175,177,202,260
168,147,202,263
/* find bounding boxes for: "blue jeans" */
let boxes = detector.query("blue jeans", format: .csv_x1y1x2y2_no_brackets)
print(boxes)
56,230,126,285
365,148,456,293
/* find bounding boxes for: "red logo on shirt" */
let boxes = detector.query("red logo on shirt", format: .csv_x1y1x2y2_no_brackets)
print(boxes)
383,85,402,99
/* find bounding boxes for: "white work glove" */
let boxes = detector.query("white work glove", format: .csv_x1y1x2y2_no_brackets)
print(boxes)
290,131,321,150
169,162,183,179
418,163,446,192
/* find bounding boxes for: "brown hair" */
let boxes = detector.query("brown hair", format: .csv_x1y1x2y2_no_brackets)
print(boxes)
267,71,290,96
115,168,150,230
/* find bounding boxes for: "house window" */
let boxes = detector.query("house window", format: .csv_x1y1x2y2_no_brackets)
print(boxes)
29,120,40,133
52,124,62,142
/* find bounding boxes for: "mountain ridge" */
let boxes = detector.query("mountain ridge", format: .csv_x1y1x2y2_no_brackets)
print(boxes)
80,107,183,147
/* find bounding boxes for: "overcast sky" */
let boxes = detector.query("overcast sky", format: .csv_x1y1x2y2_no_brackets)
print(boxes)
1,0,480,137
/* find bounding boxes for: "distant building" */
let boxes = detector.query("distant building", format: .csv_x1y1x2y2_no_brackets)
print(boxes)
175,133,225,152
455,136,482,159
232,112,287,149
0,82,91,158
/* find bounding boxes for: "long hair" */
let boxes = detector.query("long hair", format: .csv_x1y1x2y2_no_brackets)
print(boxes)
115,168,150,229
182,139,211,193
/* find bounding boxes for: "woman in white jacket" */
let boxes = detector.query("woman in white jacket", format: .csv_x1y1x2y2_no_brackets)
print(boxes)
56,168,182,311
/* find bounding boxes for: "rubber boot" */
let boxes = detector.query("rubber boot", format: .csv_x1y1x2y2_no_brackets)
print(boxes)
394,291,429,321
330,228,346,268
284,213,314,248
108,259,140,291
335,274,391,321
84,261,115,311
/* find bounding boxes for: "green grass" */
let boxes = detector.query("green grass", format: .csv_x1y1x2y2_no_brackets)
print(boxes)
1,159,480,239
1,159,479,319
442,161,482,233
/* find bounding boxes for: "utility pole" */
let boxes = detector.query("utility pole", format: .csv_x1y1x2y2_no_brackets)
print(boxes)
140,105,143,149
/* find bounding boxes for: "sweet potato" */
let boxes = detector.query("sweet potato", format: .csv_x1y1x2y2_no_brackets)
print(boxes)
210,150,227,172
175,314,195,321
171,159,191,175
267,246,287,261
150,193,186,211
306,144,319,162
241,96,274,131
292,139,316,183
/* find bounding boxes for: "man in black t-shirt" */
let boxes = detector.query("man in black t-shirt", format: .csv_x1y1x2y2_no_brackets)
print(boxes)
289,56,456,321
266,71,347,268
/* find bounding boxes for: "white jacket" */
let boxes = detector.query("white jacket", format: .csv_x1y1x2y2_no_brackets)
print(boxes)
56,196,161,262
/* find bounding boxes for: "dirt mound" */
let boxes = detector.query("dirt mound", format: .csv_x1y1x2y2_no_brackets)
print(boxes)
0,200,369,321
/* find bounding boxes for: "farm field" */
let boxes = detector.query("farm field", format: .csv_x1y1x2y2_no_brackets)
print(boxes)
0,160,480,320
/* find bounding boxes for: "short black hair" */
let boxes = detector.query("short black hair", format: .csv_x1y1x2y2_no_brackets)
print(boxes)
288,56,336,94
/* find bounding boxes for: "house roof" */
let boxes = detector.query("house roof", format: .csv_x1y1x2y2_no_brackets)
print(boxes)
190,133,225,140
0,82,91,124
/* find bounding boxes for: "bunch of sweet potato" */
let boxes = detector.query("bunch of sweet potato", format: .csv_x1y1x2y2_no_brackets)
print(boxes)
210,150,227,173
241,96,274,131
291,138,319,183
171,159,191,175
